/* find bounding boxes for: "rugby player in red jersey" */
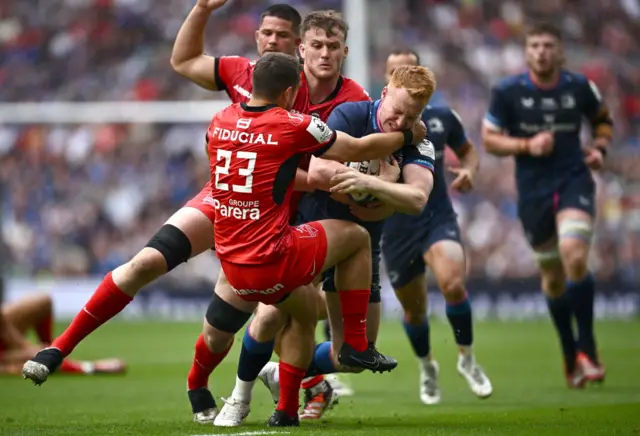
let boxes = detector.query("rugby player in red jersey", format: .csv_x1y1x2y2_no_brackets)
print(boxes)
22,0,304,390
22,1,369,421
204,52,426,426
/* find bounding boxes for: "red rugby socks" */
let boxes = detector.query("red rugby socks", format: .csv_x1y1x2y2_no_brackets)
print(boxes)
187,334,233,390
339,289,370,352
51,272,132,356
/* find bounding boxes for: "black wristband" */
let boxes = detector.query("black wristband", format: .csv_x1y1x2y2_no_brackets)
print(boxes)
402,130,413,147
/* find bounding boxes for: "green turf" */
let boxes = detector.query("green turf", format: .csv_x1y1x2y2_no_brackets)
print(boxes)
1,319,639,436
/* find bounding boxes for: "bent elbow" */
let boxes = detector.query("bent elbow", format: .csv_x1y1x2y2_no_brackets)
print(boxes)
406,192,428,215
169,55,182,73
170,56,192,77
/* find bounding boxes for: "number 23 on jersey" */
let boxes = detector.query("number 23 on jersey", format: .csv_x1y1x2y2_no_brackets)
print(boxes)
214,150,257,194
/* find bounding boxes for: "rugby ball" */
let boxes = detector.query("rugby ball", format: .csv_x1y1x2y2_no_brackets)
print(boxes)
344,159,381,205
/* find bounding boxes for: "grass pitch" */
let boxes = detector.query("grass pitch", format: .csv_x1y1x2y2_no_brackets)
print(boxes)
1,319,639,436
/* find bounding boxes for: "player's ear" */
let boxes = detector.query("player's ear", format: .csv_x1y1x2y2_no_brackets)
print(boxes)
343,45,349,59
299,42,306,60
255,30,260,45
284,86,296,106
381,86,388,99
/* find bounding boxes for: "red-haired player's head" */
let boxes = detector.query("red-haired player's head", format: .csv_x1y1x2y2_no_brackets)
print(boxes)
255,4,302,57
377,65,436,133
298,10,348,82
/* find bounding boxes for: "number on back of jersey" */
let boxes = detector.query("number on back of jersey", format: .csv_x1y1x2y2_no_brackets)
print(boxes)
214,150,257,193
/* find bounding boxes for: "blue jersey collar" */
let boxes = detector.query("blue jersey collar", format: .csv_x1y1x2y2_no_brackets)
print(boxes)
371,99,382,132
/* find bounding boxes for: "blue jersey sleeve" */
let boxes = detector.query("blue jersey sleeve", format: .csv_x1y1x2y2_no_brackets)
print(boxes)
400,140,435,172
579,78,613,126
484,85,509,130
446,108,468,151
326,102,368,137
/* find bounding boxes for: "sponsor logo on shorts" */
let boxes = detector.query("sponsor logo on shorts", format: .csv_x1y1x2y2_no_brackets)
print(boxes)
234,283,285,296
294,224,318,238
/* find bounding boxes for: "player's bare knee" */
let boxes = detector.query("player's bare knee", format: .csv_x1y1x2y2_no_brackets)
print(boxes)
440,276,466,303
540,267,566,298
32,293,53,313
250,305,288,342
403,309,427,325
202,322,234,354
119,248,169,287
345,222,370,251
558,239,589,280
557,218,592,279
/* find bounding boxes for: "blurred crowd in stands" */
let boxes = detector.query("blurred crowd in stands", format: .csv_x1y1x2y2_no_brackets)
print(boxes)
1,0,639,283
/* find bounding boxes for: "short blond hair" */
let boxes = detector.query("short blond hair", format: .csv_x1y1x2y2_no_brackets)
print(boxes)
388,65,436,105
301,10,348,41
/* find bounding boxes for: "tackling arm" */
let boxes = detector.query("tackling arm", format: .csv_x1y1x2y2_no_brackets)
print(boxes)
307,157,346,191
322,129,423,162
170,4,219,90
294,169,315,192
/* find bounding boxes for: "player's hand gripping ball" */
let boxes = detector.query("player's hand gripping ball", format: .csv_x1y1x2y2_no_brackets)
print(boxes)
334,156,395,206
341,159,380,205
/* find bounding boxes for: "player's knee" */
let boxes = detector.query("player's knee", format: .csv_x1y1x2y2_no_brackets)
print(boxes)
144,224,193,272
119,250,167,290
345,222,370,250
202,323,234,354
205,291,252,340
557,219,592,275
32,293,53,313
440,276,466,303
540,269,566,297
250,305,288,342
558,240,589,278
403,310,426,325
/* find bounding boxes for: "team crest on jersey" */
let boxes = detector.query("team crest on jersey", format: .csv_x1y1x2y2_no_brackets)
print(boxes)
306,117,333,143
417,140,436,160
561,94,575,109
287,110,304,126
428,117,444,133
